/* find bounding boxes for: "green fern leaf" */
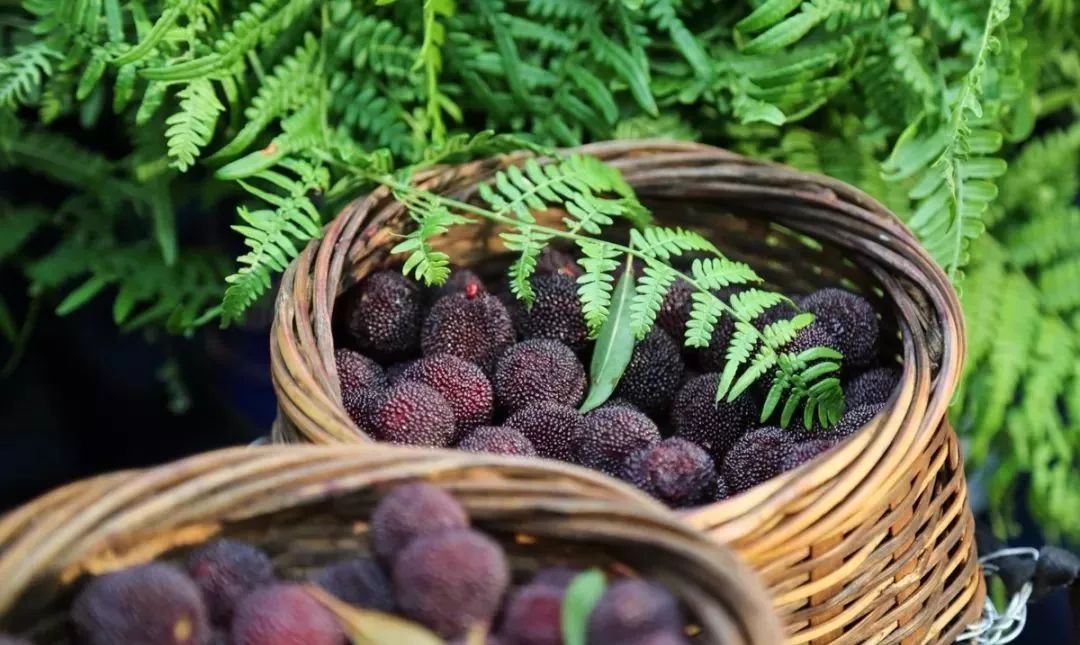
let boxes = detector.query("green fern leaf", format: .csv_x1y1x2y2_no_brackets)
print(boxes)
221,158,329,324
166,79,225,171
0,41,59,108
575,239,621,334
630,264,676,339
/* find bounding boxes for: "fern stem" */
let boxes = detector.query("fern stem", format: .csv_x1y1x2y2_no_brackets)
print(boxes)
389,180,790,351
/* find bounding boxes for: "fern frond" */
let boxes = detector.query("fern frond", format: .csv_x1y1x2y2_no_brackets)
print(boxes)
1005,206,1080,267
0,41,59,108
525,0,593,21
221,158,329,324
501,226,551,307
330,77,413,158
415,0,457,144
684,290,722,349
688,257,761,290
478,155,646,230
575,239,620,333
166,79,224,171
587,15,656,115
1039,257,1080,313
141,0,318,82
630,264,676,338
630,228,718,261
393,194,472,286
212,35,320,160
334,13,418,80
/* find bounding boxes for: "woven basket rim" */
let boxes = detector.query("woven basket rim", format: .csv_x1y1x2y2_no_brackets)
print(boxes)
0,444,785,645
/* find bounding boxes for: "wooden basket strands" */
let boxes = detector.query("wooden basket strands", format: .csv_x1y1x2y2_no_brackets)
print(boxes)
0,445,784,645
268,140,984,643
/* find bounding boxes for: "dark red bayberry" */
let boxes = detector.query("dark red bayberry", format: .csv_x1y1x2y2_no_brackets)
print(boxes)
393,529,510,639
457,426,537,457
399,355,494,434
495,340,586,413
622,438,715,508
186,540,274,625
340,270,422,360
71,563,211,645
422,292,516,372
232,584,345,645
354,381,457,447
369,482,469,565
577,406,661,476
504,402,586,462
313,558,394,612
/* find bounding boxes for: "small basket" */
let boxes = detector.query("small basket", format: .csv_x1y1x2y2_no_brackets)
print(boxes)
269,140,984,642
0,444,783,644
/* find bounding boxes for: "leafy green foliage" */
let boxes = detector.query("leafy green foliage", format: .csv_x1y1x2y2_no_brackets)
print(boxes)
955,123,1080,541
394,152,846,427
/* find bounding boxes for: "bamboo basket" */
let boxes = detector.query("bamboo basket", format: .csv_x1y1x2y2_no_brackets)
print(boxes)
0,444,782,644
269,140,984,642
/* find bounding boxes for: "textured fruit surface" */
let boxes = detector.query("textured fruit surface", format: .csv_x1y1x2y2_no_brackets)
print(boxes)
369,482,469,565
504,402,585,461
671,373,756,460
821,403,885,442
500,583,565,645
799,288,879,367
656,278,693,341
585,580,682,645
613,329,685,416
187,540,274,625
578,405,662,476
355,381,457,447
513,274,589,351
710,475,730,501
622,438,715,507
785,439,834,469
426,268,487,303
399,355,494,433
334,348,387,395
422,292,516,372
722,426,796,493
494,339,585,412
71,563,211,645
457,426,537,456
232,584,345,645
313,558,394,611
340,270,422,359
846,367,900,408
393,529,510,638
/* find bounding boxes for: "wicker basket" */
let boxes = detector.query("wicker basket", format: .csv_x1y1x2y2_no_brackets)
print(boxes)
269,140,984,642
0,444,782,644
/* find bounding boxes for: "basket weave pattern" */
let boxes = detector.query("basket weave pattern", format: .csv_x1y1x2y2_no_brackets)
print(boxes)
268,140,984,642
0,445,782,644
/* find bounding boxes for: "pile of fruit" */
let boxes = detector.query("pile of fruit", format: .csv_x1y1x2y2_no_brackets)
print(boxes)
0,483,697,645
335,248,899,508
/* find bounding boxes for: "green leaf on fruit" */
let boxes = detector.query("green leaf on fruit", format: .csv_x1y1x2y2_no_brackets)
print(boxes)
561,569,607,645
579,258,636,413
